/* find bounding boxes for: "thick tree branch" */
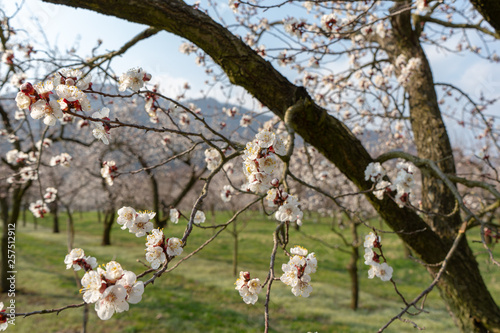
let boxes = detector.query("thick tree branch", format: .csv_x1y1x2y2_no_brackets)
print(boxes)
469,0,500,36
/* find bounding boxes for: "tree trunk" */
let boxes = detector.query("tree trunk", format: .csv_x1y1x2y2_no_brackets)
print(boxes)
65,207,75,251
1,187,25,293
347,222,359,311
384,4,500,331
1,216,10,294
151,175,161,228
52,202,59,233
0,195,10,294
82,303,88,333
101,211,114,246
232,221,238,277
22,202,26,227
37,1,500,330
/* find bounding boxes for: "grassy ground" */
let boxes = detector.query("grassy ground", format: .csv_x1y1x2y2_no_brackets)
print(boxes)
5,211,500,332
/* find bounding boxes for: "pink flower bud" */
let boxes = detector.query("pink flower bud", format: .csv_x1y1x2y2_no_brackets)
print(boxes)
20,82,34,94
271,178,279,187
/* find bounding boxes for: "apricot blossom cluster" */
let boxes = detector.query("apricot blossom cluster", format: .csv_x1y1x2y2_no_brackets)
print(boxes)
116,206,184,270
15,69,92,126
101,161,118,186
280,246,317,297
242,129,304,224
363,232,393,281
60,205,187,321
64,248,144,320
365,161,416,207
14,67,151,147
235,271,262,304
28,200,49,218
242,128,286,193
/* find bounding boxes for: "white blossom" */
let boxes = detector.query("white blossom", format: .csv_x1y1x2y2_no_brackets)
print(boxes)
30,99,63,126
118,67,151,92
50,153,72,167
81,270,104,304
364,162,386,183
193,210,206,224
55,84,91,112
128,212,154,237
116,271,144,304
100,261,124,284
364,247,376,265
117,206,136,230
53,68,92,90
29,200,49,218
145,246,166,269
36,138,52,150
220,185,235,203
10,72,27,88
280,246,316,297
15,91,31,109
205,148,221,171
166,237,183,257
369,262,393,281
101,160,117,186
364,232,380,249
170,209,180,224
95,285,129,320
92,108,111,145
146,228,164,248
255,129,276,148
235,272,262,305
44,187,58,203
321,13,337,31
275,196,303,223
374,180,391,200
240,114,253,127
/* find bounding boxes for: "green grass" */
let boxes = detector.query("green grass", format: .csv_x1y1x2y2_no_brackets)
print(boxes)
5,211,500,332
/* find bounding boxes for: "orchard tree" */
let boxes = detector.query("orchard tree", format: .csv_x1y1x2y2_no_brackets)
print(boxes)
2,1,500,332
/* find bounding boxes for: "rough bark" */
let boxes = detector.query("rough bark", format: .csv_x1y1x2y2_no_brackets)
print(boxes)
387,1,460,237
469,0,500,35
384,4,499,331
39,0,500,331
